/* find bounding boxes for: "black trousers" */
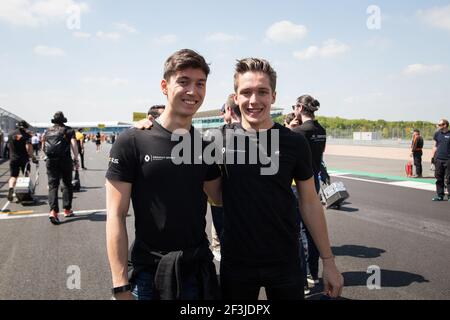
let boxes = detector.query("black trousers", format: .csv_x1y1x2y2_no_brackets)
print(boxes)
220,259,304,300
80,150,85,168
435,159,450,197
413,152,422,176
46,158,73,212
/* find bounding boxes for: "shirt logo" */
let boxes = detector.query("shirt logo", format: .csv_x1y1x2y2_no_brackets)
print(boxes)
144,154,175,162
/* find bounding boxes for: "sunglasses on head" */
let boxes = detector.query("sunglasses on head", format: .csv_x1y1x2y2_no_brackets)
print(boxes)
291,103,304,110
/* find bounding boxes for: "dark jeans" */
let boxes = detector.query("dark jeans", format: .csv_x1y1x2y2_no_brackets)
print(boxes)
131,266,200,300
46,158,73,212
220,259,304,300
211,205,224,243
300,175,321,280
78,148,84,169
32,144,39,156
3,146,9,159
435,159,450,197
413,152,423,176
304,227,320,280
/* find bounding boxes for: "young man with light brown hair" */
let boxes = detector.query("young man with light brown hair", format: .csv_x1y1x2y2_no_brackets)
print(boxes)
219,58,343,300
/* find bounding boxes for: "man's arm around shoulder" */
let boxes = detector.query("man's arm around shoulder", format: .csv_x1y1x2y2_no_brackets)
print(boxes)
204,177,222,207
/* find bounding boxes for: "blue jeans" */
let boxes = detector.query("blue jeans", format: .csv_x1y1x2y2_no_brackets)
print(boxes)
293,175,321,280
131,266,200,300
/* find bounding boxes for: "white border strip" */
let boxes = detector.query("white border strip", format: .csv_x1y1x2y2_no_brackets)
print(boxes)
0,209,107,221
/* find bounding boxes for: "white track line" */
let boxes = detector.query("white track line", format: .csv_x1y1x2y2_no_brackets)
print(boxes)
0,209,107,221
1,201,11,212
332,174,436,192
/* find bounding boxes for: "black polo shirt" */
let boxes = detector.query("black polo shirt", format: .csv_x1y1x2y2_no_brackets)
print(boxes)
434,130,450,160
106,123,221,264
220,123,313,266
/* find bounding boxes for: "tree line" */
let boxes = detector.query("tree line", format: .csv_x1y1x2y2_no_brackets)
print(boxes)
274,115,438,140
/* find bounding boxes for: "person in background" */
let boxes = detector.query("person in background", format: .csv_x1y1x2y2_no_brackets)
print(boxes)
31,133,40,157
7,120,37,202
210,94,241,262
432,119,450,201
292,94,327,288
76,128,86,170
284,112,300,130
95,132,102,152
148,105,166,119
411,129,424,178
42,112,79,224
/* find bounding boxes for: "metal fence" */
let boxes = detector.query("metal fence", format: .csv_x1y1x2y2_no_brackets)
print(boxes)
326,129,435,148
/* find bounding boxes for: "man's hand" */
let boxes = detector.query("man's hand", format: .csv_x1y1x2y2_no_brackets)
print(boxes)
113,291,135,300
322,258,344,298
134,116,154,130
73,159,80,170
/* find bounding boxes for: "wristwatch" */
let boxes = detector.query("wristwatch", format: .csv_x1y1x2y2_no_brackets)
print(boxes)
112,284,132,295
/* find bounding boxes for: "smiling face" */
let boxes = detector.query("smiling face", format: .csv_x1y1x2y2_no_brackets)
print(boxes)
161,67,207,118
234,71,276,130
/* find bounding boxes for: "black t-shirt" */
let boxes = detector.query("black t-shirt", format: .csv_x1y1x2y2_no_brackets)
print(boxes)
8,129,31,161
293,120,326,175
105,123,221,265
412,136,424,153
220,122,313,266
434,130,450,160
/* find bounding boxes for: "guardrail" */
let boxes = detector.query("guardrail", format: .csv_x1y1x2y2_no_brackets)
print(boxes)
326,138,434,149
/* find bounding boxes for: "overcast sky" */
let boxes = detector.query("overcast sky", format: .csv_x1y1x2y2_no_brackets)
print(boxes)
0,0,449,123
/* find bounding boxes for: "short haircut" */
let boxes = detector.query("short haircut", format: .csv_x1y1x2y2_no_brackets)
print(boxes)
226,94,241,118
284,113,296,125
234,58,277,93
413,129,420,133
148,109,162,119
440,119,449,127
163,49,210,81
147,105,165,115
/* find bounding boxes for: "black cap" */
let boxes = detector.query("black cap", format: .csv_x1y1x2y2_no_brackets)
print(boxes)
51,111,67,124
16,120,30,129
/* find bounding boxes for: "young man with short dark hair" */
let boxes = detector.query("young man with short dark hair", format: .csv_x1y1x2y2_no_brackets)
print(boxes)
106,49,222,300
147,105,166,119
